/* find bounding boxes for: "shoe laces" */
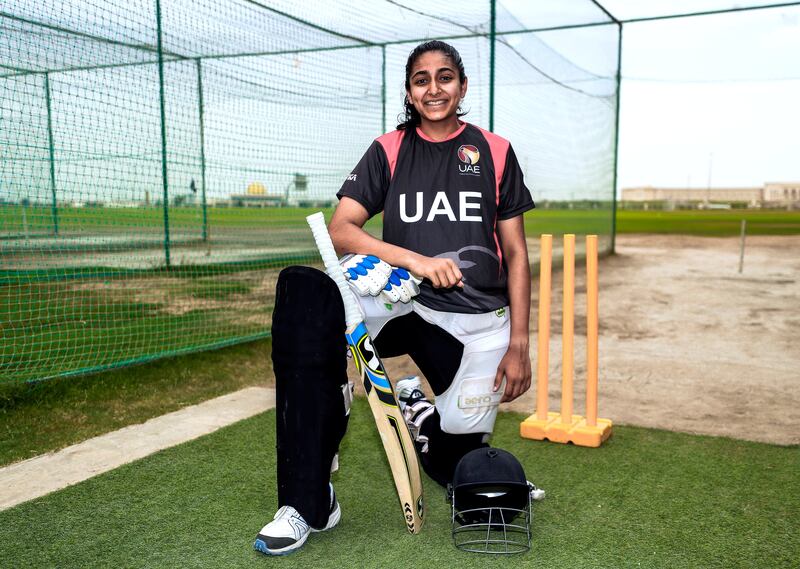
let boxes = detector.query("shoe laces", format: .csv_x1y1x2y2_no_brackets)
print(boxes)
274,505,301,521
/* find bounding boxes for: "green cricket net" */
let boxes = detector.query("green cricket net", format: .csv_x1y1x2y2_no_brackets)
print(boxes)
1,1,618,383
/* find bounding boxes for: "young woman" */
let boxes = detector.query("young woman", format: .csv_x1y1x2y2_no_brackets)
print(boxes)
254,40,534,556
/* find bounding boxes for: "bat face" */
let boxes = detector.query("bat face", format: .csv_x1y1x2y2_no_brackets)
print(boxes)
347,323,397,407
346,321,424,533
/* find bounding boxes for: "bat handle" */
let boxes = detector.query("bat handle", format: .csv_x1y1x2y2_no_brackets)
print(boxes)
306,212,362,328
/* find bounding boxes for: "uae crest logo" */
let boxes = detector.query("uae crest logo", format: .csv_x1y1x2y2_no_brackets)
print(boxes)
457,144,480,165
457,145,481,175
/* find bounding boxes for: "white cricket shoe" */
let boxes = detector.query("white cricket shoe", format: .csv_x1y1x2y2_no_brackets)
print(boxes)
253,483,341,556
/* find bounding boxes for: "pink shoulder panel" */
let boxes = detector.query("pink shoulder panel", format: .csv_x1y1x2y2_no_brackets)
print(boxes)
475,126,511,267
475,126,510,205
376,129,406,180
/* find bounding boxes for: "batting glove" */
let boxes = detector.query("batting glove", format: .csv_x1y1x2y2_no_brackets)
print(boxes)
381,267,421,304
341,254,393,297
341,254,421,304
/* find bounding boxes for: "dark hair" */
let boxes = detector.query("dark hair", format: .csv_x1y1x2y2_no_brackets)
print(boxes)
397,40,467,130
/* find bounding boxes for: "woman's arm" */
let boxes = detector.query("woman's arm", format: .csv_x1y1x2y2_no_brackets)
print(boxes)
329,197,463,289
493,214,532,402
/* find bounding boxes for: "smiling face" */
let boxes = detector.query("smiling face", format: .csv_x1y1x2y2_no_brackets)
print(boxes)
406,50,468,129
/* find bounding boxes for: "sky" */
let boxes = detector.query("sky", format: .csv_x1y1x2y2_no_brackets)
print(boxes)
616,6,800,191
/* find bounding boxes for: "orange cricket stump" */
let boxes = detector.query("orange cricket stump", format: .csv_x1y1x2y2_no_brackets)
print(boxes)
580,235,613,446
519,234,557,439
540,235,583,443
521,234,612,448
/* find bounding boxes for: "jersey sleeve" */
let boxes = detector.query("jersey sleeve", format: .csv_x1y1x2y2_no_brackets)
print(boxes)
497,145,535,220
335,140,390,218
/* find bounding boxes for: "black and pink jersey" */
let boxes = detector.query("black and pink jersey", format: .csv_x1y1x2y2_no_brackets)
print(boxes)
336,122,534,314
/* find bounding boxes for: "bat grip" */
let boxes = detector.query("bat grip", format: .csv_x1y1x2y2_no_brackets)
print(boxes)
306,212,362,328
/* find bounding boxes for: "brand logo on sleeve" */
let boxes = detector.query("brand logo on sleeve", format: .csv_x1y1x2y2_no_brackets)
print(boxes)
457,145,481,176
345,173,357,182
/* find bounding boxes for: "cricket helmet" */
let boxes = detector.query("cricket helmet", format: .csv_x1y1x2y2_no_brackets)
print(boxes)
448,447,535,554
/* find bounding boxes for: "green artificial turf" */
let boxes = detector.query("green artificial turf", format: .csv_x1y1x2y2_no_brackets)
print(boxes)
1,400,797,568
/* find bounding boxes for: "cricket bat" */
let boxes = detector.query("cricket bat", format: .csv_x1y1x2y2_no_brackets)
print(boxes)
306,212,424,534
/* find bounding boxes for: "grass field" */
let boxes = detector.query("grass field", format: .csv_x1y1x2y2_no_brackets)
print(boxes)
615,209,800,236
0,339,271,467
4,204,799,240
0,205,335,238
0,273,273,384
0,399,797,568
2,205,798,384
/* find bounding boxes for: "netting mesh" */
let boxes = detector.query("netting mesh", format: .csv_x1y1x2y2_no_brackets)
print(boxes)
1,1,619,384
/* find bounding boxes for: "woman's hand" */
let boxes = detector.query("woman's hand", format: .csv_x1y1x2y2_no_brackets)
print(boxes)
494,339,531,403
408,256,464,289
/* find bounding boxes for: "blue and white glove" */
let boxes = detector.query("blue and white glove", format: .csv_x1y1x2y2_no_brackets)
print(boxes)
382,266,421,303
341,254,421,304
341,254,393,296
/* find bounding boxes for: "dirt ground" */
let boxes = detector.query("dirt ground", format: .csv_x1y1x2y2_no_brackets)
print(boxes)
366,234,800,446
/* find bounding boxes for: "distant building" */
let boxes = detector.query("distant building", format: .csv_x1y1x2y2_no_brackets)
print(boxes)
229,175,332,207
764,182,800,202
230,194,285,207
622,183,800,205
230,180,284,207
247,182,266,195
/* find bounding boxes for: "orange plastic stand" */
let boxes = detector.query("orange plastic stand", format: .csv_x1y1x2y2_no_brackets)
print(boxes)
521,412,612,448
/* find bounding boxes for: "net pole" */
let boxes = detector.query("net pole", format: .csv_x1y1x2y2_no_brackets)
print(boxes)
44,73,59,236
739,219,747,273
381,45,387,133
610,22,622,254
488,0,496,132
155,0,171,267
196,58,208,242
